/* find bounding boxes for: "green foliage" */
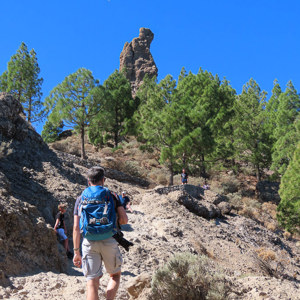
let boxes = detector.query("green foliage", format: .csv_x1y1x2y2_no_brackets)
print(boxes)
135,74,179,184
175,69,236,176
265,79,282,142
41,120,64,143
150,252,228,300
232,78,272,181
277,141,300,233
134,69,236,184
0,42,44,123
44,68,102,158
88,70,136,148
271,81,300,175
0,71,8,91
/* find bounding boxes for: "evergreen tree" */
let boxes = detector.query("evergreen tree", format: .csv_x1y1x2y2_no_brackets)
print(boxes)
41,120,64,143
0,71,8,91
233,79,271,181
175,69,235,176
136,75,180,185
271,81,300,175
89,70,136,148
277,140,300,233
1,42,44,123
265,80,282,133
44,68,102,159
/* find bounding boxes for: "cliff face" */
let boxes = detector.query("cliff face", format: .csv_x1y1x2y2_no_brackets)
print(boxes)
119,28,158,96
0,93,86,283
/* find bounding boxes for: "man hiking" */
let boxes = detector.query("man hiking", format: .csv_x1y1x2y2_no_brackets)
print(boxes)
181,168,188,185
73,166,128,300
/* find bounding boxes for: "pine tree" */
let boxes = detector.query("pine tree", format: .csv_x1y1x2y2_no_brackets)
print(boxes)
89,70,136,148
233,79,272,181
44,68,102,159
277,140,300,233
175,69,235,176
136,75,179,185
0,71,8,91
271,81,300,175
1,42,44,123
41,120,64,143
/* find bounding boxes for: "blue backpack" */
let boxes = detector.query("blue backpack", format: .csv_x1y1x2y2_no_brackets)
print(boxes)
79,186,117,241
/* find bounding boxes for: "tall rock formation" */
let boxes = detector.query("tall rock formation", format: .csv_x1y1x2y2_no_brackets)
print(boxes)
119,28,158,96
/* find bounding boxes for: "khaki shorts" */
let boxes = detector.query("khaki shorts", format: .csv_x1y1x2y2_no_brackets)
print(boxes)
82,237,122,280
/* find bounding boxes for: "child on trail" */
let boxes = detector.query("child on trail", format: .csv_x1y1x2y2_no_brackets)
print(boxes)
54,203,72,258
181,168,188,185
121,191,133,213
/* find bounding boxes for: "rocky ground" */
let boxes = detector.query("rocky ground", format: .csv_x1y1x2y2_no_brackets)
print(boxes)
1,92,300,299
1,183,300,299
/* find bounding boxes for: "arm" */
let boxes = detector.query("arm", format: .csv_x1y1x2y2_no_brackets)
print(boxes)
117,206,128,225
73,215,82,267
54,218,59,232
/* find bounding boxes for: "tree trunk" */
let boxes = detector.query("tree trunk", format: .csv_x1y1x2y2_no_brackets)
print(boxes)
114,130,118,148
169,161,174,186
27,97,32,123
256,164,261,182
200,154,206,177
182,152,186,168
81,125,86,159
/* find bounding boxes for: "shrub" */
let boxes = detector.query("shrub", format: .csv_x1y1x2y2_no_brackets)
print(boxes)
112,145,123,153
157,174,168,185
100,147,113,156
255,248,276,261
149,252,229,300
228,193,243,210
262,202,277,219
221,178,240,194
124,160,143,177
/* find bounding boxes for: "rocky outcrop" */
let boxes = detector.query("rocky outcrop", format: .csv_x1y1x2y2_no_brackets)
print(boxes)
0,93,147,285
0,93,86,284
155,184,231,218
119,28,158,96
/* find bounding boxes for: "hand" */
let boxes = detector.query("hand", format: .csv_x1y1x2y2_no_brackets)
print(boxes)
73,253,82,268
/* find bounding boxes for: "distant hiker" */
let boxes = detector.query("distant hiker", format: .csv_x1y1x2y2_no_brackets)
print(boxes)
121,191,133,213
203,180,210,190
181,168,188,185
54,203,72,258
73,166,128,300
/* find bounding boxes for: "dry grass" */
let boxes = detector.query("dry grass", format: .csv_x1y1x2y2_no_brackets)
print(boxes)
261,202,277,219
283,231,292,240
191,240,215,259
266,222,277,232
255,247,276,261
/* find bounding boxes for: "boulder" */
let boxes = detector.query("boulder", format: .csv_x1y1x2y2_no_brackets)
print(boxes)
126,273,151,299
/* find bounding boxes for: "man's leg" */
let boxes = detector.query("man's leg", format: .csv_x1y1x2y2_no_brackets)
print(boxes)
87,277,100,300
106,271,121,300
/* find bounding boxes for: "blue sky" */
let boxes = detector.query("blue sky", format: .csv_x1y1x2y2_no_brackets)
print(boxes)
0,0,299,134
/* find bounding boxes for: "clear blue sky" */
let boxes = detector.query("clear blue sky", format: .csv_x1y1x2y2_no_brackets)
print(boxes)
0,0,299,134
